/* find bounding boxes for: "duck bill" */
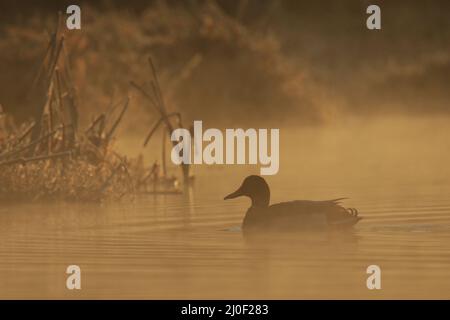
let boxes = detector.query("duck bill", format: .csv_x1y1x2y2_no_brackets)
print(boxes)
224,187,244,200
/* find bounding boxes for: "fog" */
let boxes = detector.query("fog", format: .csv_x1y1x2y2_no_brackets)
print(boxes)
1,0,449,127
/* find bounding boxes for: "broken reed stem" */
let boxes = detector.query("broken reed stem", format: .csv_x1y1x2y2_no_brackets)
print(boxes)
104,96,122,124
136,162,158,188
29,36,64,152
0,150,72,167
129,81,175,134
46,81,55,152
151,81,165,115
143,112,181,147
54,68,65,124
132,57,191,182
59,62,79,132
130,81,159,114
30,34,55,93
162,128,167,177
15,122,36,146
0,125,67,160
148,57,166,112
85,113,106,135
57,68,77,147
61,37,76,93
105,97,129,144
46,36,64,85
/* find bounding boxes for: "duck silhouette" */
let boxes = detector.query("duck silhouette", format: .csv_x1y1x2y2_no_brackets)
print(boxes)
224,175,361,235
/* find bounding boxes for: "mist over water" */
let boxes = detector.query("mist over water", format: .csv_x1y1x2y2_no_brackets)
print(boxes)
1,116,449,299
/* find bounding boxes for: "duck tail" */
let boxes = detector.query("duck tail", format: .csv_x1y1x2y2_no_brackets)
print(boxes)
329,207,362,227
346,207,362,222
329,197,348,204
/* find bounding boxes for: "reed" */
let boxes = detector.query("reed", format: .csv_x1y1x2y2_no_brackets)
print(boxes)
131,57,192,185
0,19,136,203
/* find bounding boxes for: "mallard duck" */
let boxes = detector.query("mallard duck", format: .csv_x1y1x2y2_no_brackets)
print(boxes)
224,175,361,235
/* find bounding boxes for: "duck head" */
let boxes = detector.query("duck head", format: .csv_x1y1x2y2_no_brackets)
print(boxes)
224,175,270,207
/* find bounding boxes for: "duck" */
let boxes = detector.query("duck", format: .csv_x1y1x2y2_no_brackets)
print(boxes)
224,175,361,235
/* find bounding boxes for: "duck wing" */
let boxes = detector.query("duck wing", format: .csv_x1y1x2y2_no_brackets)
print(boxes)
267,199,361,228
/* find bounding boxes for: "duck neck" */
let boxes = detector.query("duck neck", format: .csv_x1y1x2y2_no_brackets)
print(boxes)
251,194,270,208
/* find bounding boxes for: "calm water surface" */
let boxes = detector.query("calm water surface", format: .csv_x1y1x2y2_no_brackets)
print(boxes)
2,119,450,299
0,169,449,299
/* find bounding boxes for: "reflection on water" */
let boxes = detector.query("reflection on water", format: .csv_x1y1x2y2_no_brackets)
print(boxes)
1,122,450,299
0,178,449,299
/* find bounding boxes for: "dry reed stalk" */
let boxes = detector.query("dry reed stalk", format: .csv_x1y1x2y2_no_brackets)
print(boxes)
130,58,192,183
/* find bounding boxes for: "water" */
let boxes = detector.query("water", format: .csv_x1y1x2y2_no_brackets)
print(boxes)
0,172,449,299
1,121,450,299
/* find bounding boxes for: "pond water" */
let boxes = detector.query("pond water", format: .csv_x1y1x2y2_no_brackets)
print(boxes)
0,121,449,299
